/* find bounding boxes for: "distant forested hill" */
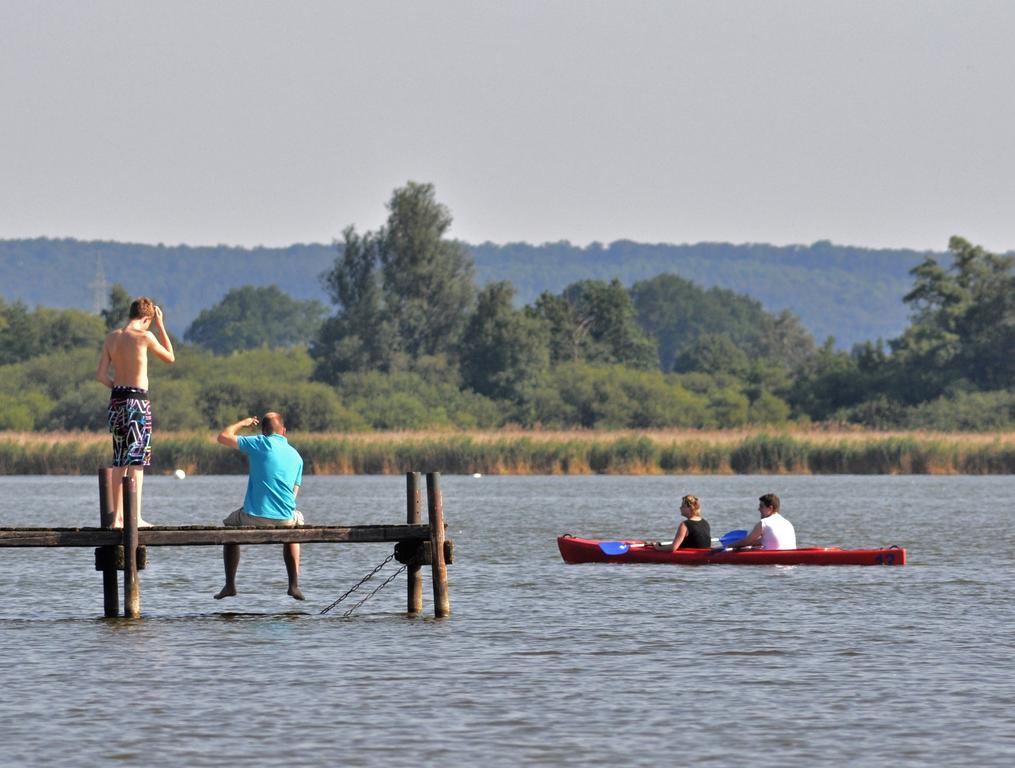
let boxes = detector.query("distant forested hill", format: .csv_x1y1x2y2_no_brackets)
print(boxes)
1,237,934,347
470,240,932,347
0,238,332,333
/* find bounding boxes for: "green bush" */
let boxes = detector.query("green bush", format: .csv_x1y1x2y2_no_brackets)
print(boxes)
0,391,55,430
196,378,367,432
276,383,368,432
335,371,501,430
0,304,105,365
903,390,1015,431
517,364,711,429
748,391,791,424
0,348,99,401
708,388,750,428
47,382,110,430
156,380,207,431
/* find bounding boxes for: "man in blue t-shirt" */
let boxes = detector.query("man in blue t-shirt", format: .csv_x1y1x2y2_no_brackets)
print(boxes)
214,412,305,600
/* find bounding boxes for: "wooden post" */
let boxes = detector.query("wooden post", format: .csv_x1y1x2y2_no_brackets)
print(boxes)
406,472,423,615
426,472,450,618
97,468,119,618
122,476,140,618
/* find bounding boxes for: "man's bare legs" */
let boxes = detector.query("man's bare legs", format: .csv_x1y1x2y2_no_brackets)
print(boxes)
110,466,154,528
214,543,241,599
284,543,303,600
214,542,303,600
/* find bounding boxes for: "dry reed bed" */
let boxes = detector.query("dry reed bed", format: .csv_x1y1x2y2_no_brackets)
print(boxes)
1,430,1012,475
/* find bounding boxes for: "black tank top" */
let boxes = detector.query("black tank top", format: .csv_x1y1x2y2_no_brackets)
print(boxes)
681,519,712,549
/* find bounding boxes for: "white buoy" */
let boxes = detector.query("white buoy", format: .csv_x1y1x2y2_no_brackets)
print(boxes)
174,469,186,480
472,472,482,478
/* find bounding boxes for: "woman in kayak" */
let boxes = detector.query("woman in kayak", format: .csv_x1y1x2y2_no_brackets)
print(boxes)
651,494,712,551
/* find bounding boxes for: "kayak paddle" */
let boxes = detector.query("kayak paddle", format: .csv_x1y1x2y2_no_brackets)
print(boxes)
599,540,637,555
709,529,750,553
600,530,747,556
718,529,749,547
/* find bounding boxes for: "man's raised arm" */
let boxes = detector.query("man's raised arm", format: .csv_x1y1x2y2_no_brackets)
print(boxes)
218,416,260,450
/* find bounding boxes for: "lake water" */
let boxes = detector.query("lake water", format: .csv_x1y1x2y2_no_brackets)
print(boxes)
0,474,1013,767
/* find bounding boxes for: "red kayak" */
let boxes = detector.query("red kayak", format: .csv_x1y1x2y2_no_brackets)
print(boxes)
557,535,906,566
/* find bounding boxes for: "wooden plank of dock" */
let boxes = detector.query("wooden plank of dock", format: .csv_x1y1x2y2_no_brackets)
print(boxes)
0,524,431,547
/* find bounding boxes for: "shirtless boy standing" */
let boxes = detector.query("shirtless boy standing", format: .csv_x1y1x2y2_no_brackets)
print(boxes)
96,297,175,527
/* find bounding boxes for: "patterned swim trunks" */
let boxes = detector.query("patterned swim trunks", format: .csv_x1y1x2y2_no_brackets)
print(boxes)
108,386,152,467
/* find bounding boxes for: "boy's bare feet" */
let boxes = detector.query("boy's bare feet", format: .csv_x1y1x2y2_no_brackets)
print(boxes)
214,586,237,599
112,519,154,528
288,586,305,601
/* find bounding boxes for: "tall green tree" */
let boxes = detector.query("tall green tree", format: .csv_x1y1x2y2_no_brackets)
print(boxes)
890,236,1015,400
377,182,475,358
458,282,549,400
531,279,658,369
185,285,325,354
788,339,868,421
101,284,132,330
753,310,817,371
0,300,34,365
313,226,395,377
313,182,476,380
630,273,816,372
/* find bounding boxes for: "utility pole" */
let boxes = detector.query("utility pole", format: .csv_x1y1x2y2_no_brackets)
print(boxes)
90,255,109,314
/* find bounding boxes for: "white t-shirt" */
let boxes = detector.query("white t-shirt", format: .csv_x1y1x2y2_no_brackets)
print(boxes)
760,513,796,550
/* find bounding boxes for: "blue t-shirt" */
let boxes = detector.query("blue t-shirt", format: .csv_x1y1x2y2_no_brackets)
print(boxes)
237,434,304,520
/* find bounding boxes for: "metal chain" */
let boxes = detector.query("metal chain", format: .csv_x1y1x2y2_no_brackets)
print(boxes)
341,563,408,618
320,553,397,615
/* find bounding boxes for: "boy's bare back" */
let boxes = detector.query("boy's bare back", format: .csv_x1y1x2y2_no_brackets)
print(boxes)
96,304,174,390
101,327,155,389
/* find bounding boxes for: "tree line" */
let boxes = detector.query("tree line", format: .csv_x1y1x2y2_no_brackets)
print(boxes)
0,183,1011,432
1,230,933,349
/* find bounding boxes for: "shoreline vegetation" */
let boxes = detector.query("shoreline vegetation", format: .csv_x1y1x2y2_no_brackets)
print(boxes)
1,429,1012,475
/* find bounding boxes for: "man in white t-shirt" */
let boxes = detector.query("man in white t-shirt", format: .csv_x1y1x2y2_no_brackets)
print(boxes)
726,493,797,550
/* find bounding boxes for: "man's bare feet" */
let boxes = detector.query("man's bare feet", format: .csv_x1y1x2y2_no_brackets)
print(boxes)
214,586,237,599
288,586,305,601
138,519,154,528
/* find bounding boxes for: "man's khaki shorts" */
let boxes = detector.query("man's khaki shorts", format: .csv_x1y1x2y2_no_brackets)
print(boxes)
223,508,305,527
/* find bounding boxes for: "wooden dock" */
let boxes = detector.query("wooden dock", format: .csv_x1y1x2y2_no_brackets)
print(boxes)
0,469,452,619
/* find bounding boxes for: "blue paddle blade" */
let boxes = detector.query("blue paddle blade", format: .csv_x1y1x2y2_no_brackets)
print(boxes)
598,541,631,555
719,529,749,547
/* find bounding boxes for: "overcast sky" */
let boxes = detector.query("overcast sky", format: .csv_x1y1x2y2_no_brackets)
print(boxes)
2,1,1013,251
